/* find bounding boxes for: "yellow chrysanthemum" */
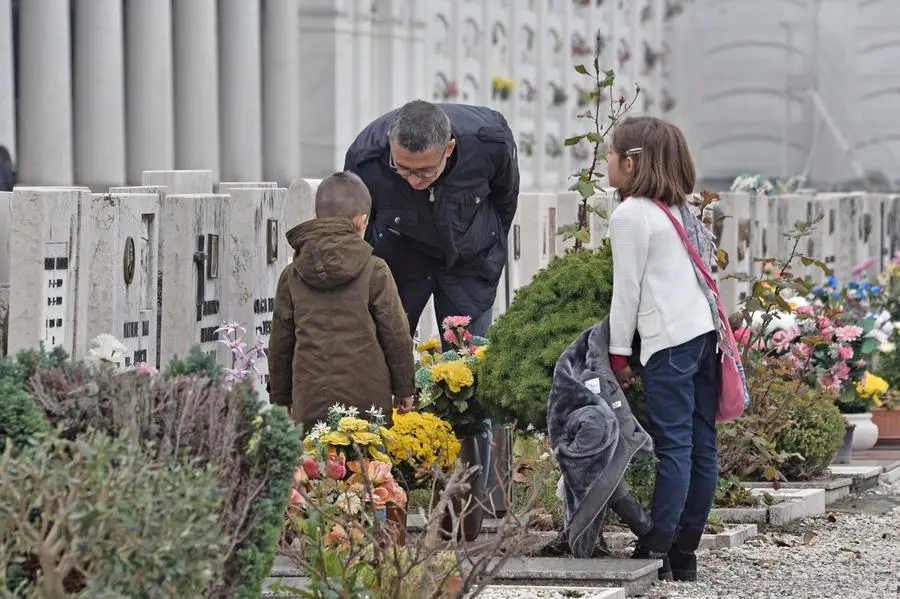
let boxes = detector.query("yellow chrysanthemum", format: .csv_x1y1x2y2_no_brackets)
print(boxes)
378,426,395,443
368,446,392,463
337,417,370,433
856,371,889,404
417,338,441,353
318,431,352,446
474,346,487,361
385,409,461,470
303,438,317,453
429,360,474,393
350,431,382,446
420,353,433,365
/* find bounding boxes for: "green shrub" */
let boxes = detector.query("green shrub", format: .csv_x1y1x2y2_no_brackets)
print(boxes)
480,246,616,430
0,432,227,597
163,346,223,379
775,389,845,480
26,364,302,599
0,379,48,452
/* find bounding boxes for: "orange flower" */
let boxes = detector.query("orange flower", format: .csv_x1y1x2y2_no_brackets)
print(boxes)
370,486,391,510
347,459,393,487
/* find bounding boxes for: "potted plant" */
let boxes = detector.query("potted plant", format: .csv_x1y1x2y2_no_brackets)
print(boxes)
414,316,491,541
384,409,461,544
491,75,515,101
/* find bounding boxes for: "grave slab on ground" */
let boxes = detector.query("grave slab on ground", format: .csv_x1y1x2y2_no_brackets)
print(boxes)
710,488,825,526
744,478,853,506
493,557,661,597
828,464,883,492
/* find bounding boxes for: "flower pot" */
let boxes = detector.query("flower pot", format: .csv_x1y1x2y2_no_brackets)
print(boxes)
486,423,513,518
385,506,407,546
833,423,855,464
844,412,879,451
436,435,488,542
871,408,900,444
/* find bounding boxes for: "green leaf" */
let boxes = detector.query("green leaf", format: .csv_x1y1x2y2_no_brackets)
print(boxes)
564,134,585,146
861,337,879,355
571,179,595,200
586,132,604,144
453,400,469,413
601,70,616,87
715,248,730,270
574,64,589,75
800,256,833,275
573,228,591,245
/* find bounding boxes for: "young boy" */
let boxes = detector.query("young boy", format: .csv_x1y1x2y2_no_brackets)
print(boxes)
268,171,415,431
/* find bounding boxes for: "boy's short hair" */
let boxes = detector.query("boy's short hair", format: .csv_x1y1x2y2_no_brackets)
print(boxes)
315,171,372,218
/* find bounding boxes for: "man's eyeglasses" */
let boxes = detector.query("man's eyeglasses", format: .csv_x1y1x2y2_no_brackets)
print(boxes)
389,149,447,179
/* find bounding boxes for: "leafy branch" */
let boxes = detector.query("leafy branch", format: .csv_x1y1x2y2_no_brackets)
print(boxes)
560,33,641,250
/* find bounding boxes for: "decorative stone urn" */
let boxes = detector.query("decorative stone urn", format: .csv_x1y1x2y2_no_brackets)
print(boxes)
845,412,879,451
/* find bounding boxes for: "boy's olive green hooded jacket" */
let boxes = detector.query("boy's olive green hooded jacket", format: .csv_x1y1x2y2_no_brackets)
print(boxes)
268,217,416,430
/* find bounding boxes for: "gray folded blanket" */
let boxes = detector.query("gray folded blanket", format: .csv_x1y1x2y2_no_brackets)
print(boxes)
547,319,653,557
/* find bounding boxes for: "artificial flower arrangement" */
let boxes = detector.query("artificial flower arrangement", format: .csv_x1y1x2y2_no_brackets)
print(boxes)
289,404,407,537
385,409,461,490
415,316,490,438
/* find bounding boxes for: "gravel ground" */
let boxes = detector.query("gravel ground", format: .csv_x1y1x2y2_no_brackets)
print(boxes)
641,479,900,599
479,479,900,599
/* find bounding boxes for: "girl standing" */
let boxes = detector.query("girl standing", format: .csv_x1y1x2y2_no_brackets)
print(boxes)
606,116,718,582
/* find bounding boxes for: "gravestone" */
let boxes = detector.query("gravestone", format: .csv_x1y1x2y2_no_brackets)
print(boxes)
508,192,550,292
880,194,900,268
587,191,615,250
215,181,278,193
814,193,841,283
0,192,9,355
142,169,214,194
859,193,883,272
225,186,288,401
7,187,93,359
159,193,232,365
86,191,161,369
555,191,580,255
286,178,319,227
717,192,752,314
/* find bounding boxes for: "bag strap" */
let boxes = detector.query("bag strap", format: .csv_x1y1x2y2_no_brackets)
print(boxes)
651,199,721,296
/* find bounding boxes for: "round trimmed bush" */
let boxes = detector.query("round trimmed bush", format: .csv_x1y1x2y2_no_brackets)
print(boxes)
480,245,616,431
774,389,846,480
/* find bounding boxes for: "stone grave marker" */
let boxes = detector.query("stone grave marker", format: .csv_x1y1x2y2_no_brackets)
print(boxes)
814,193,842,283
587,191,615,250
215,181,278,193
859,193,883,271
286,178,319,228
717,192,752,313
7,187,93,360
554,191,580,254
142,169,214,194
0,192,9,354
749,192,775,278
225,186,288,401
86,191,161,369
880,194,900,268
159,193,232,366
508,192,549,293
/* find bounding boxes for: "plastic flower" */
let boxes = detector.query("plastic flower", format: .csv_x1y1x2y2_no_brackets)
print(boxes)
325,453,347,480
474,346,488,361
417,338,441,353
289,488,305,508
349,431,382,446
386,410,461,470
87,334,128,368
835,325,863,343
442,315,472,330
337,417,370,433
348,459,393,486
429,360,475,393
301,455,321,480
856,371,889,403
319,431,352,446
368,446,392,463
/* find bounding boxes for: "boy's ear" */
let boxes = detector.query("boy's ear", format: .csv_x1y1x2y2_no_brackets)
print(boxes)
352,213,368,233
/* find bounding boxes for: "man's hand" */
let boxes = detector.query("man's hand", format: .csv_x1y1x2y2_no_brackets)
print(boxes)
394,396,415,414
614,366,637,390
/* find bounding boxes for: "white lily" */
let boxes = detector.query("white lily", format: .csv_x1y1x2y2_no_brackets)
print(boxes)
87,333,128,369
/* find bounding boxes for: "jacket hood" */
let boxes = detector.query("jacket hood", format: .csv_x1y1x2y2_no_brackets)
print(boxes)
287,218,373,290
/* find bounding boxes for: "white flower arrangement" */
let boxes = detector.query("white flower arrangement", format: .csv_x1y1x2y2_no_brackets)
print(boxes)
730,174,775,196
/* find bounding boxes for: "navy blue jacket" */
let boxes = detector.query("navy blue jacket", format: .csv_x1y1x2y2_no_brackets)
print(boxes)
343,104,519,318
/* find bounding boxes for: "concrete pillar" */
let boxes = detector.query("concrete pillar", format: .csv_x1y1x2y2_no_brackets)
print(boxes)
74,0,127,190
173,0,220,176
17,0,74,185
125,0,175,185
0,0,14,161
219,0,263,182
262,0,301,185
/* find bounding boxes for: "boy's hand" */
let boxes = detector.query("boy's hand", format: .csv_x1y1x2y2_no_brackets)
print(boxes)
614,367,637,390
394,396,415,414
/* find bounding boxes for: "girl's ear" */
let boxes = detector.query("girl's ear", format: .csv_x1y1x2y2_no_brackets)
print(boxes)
624,156,634,174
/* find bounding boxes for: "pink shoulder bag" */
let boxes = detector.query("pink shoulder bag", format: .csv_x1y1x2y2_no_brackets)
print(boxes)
652,199,749,422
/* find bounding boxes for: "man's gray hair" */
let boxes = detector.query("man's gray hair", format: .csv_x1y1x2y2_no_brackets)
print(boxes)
388,100,452,153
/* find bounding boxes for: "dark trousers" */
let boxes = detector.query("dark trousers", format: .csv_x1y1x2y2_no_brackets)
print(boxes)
641,331,719,549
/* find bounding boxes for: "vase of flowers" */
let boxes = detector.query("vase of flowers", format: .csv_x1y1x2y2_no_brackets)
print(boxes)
385,409,461,545
415,316,491,541
286,405,407,547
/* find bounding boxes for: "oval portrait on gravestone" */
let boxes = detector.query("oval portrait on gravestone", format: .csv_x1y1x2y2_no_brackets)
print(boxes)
123,236,136,285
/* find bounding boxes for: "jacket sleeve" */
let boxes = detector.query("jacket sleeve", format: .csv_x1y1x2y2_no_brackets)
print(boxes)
369,260,416,397
267,267,295,408
488,126,520,235
608,202,649,357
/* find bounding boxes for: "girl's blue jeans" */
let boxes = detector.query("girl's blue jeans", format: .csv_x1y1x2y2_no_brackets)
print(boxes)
641,331,719,548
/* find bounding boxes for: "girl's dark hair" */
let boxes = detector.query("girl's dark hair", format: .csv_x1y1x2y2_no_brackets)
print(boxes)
610,116,696,206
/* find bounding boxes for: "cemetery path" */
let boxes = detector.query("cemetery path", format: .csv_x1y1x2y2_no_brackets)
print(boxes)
642,479,900,599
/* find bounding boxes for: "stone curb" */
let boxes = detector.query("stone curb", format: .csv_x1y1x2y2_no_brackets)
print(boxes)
482,585,626,599
743,478,853,506
710,489,825,526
